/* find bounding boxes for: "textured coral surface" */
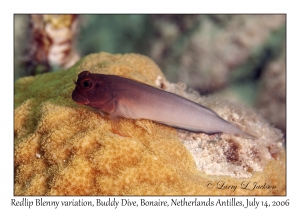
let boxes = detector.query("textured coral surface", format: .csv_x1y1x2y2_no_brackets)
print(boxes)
14,52,285,195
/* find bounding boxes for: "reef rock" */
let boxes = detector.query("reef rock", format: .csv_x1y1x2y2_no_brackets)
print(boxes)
256,51,286,134
14,52,285,195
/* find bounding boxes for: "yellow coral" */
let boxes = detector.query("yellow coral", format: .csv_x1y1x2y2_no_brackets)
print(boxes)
14,52,285,195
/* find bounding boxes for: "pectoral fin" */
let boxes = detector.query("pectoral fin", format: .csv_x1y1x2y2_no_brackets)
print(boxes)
135,119,153,135
97,110,109,119
110,116,131,137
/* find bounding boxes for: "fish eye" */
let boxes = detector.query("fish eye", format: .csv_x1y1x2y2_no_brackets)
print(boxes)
81,79,92,89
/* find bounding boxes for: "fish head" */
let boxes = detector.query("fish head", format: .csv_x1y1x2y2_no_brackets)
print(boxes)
72,71,113,108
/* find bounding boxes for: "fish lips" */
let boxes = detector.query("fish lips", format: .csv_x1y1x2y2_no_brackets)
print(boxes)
72,90,89,105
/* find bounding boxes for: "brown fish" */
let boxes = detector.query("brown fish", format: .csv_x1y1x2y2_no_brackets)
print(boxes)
72,71,254,138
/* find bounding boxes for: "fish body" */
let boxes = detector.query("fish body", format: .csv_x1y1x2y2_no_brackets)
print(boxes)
72,71,252,137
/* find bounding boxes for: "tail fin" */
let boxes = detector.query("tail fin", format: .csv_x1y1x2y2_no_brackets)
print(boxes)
237,130,258,139
230,123,258,139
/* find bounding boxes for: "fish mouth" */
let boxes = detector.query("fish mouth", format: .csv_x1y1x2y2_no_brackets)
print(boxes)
72,90,89,105
76,101,85,105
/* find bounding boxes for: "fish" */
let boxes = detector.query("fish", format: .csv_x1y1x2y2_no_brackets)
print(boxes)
72,71,254,138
